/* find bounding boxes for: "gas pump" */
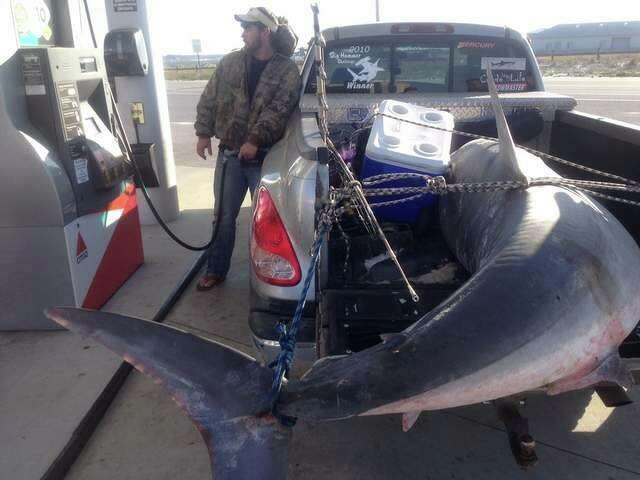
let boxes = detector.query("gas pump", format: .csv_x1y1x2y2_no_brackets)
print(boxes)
0,0,144,330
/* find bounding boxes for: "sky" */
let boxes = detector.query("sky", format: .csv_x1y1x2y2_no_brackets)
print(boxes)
145,0,640,55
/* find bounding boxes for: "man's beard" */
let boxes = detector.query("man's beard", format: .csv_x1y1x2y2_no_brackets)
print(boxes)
245,37,263,53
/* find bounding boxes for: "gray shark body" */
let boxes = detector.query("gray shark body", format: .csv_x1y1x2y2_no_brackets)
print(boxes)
45,67,640,477
280,140,640,422
46,142,640,477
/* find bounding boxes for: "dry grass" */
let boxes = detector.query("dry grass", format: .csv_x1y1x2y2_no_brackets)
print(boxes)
536,53,640,77
164,67,216,81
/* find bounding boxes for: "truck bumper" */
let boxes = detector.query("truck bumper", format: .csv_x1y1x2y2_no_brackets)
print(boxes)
251,332,316,366
249,304,317,365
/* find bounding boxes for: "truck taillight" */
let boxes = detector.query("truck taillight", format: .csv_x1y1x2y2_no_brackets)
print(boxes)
251,187,301,286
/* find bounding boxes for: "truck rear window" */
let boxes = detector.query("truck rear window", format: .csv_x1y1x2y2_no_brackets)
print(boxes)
453,39,532,92
307,36,535,94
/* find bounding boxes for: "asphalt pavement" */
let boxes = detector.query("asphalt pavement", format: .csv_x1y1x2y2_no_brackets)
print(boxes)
166,77,640,161
544,77,640,125
164,81,209,168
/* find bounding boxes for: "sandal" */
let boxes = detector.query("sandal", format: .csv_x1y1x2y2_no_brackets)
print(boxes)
196,274,225,291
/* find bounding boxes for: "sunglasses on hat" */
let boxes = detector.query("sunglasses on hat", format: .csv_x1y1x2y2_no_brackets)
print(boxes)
240,21,262,30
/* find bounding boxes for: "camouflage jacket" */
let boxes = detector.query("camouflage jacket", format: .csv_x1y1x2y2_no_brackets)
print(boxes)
194,49,301,151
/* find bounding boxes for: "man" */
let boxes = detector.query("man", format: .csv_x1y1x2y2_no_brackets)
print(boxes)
194,7,301,290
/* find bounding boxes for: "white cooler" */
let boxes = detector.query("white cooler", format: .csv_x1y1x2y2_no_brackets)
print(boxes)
361,100,455,223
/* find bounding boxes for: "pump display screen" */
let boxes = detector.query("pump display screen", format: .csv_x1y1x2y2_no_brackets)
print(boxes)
80,57,98,73
12,0,56,47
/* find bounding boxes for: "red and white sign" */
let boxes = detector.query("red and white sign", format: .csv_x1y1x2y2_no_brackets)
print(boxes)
65,182,144,309
76,232,88,263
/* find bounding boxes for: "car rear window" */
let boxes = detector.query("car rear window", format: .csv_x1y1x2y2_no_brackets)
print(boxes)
306,36,535,94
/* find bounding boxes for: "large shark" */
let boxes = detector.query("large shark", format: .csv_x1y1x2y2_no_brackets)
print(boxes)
45,66,640,478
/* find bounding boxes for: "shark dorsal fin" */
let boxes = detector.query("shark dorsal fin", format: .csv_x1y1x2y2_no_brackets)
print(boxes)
485,64,528,185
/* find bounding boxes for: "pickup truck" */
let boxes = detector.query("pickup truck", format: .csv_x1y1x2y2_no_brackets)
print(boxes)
248,22,640,366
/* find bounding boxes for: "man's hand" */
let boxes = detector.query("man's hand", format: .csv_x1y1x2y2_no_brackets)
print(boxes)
239,142,258,161
197,136,212,159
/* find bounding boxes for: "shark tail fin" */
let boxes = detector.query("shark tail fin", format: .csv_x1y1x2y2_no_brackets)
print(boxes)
45,307,290,480
485,63,528,185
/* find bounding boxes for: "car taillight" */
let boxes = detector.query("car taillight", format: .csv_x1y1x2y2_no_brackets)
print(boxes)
251,187,301,286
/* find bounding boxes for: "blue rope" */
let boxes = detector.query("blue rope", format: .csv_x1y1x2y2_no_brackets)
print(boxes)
268,221,329,422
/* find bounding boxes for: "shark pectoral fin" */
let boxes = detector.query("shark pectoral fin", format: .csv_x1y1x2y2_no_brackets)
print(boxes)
379,333,409,351
379,333,400,343
300,354,349,376
402,411,421,432
546,353,633,397
44,307,290,480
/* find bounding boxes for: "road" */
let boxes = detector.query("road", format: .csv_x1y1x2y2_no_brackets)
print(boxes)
544,77,640,125
165,81,209,167
167,77,640,130
166,78,640,157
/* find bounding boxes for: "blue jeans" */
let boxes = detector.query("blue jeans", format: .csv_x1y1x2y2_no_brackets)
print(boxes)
206,148,262,277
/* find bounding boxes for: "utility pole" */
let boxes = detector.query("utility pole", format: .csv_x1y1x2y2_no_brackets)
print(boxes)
192,39,202,71
375,0,380,21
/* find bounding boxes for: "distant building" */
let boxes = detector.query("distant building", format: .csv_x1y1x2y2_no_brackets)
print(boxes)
529,21,640,56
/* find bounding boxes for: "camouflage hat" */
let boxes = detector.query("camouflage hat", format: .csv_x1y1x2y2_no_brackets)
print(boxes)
234,7,279,33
